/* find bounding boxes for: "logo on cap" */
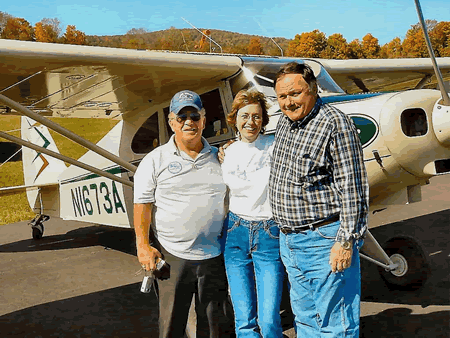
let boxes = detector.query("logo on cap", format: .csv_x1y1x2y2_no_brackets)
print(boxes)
179,92,194,101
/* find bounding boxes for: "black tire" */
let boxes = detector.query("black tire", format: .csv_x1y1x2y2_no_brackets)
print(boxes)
377,237,429,291
32,223,44,240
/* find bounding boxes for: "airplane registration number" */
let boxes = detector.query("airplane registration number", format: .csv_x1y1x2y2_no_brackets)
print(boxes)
70,181,125,217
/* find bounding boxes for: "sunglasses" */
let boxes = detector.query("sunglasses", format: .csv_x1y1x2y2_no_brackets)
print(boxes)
175,112,203,123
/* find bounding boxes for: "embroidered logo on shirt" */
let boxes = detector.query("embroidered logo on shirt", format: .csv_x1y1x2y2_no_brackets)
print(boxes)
168,161,182,174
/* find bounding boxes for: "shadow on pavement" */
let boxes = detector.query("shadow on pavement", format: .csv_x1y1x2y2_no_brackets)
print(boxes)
0,282,159,338
361,308,450,338
0,225,137,256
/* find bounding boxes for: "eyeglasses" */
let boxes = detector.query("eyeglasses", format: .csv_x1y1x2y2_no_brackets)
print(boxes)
237,114,262,122
173,112,203,123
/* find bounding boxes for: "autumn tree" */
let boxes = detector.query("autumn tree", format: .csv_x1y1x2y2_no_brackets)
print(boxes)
0,11,13,34
248,37,264,55
229,43,248,55
380,37,403,58
1,17,34,41
155,26,186,51
34,18,61,43
430,21,450,57
320,33,350,59
287,29,326,57
348,39,364,59
411,19,438,32
123,27,148,49
402,26,427,57
62,25,86,45
361,33,380,58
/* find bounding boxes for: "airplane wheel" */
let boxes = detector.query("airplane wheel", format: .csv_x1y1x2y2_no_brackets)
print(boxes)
32,223,44,240
377,237,429,290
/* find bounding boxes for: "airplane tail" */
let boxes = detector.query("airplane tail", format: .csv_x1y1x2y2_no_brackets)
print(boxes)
21,116,67,187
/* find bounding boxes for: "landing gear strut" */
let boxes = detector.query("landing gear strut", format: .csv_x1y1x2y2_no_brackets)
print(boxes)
29,214,50,240
377,237,430,290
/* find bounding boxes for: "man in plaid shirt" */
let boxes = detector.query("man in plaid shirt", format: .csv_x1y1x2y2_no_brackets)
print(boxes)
269,62,369,337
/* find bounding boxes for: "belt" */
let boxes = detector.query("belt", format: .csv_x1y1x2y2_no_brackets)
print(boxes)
280,214,340,235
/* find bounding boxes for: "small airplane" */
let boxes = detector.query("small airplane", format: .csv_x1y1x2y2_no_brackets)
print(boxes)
1,0,449,291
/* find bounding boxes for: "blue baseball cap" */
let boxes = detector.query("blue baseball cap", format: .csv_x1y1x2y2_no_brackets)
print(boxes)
170,90,203,115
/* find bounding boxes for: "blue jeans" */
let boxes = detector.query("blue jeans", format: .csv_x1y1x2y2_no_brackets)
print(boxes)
280,221,361,338
224,211,285,338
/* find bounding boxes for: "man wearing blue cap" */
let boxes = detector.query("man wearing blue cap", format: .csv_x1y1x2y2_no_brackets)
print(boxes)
134,90,229,337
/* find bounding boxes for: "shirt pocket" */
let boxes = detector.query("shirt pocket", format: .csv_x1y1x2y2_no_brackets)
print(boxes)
291,156,315,185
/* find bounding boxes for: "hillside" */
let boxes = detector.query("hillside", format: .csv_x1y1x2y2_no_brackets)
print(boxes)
86,28,290,55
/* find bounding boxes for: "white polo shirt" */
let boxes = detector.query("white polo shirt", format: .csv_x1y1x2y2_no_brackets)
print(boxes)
134,136,227,260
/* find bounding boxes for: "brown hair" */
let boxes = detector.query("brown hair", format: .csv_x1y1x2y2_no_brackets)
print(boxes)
226,89,270,133
273,62,318,96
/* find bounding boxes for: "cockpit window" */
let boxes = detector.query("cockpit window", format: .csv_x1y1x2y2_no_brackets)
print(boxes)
162,88,230,141
229,58,345,99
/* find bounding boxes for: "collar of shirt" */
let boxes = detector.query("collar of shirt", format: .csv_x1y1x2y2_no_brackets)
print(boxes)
285,97,323,130
167,135,212,159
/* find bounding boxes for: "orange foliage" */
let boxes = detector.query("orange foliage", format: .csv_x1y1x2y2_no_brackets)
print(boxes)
402,28,427,58
381,37,403,58
248,37,264,55
361,33,380,58
430,21,450,57
34,21,59,43
320,33,350,59
287,29,326,57
1,17,34,41
63,25,86,45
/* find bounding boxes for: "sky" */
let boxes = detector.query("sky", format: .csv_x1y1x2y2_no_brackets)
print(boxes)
2,0,449,45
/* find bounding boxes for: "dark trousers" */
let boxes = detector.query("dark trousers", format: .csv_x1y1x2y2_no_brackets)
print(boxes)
156,245,229,338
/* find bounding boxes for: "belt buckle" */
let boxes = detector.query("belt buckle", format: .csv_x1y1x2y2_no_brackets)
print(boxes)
280,227,291,235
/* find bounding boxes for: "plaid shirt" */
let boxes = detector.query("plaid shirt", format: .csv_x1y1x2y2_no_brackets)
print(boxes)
269,97,369,242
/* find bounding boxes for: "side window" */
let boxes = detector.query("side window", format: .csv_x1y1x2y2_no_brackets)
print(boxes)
401,109,428,137
201,89,228,139
163,89,229,140
131,112,159,154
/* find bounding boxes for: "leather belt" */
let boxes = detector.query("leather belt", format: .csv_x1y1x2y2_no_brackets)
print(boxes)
280,214,340,235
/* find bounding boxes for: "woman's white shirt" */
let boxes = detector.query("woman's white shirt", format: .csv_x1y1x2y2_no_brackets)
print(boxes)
221,134,274,221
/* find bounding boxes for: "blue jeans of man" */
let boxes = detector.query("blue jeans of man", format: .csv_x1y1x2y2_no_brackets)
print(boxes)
224,211,285,338
279,221,361,338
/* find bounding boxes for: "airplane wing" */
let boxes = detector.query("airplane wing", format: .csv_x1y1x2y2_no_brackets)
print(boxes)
0,40,243,119
317,58,450,93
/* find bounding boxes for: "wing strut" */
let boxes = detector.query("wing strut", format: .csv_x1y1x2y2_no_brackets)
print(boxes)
0,93,137,173
414,0,450,105
0,131,133,188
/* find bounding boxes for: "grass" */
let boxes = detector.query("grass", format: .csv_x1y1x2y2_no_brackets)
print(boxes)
0,116,119,225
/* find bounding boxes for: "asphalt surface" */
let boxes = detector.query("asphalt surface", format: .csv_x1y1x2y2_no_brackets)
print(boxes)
1,175,449,338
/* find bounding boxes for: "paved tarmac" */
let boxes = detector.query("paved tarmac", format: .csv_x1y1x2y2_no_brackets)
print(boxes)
1,175,449,337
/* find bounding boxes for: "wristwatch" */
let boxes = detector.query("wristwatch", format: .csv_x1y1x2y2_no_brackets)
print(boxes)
339,239,353,250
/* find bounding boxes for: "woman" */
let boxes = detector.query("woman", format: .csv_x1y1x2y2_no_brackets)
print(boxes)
221,89,284,338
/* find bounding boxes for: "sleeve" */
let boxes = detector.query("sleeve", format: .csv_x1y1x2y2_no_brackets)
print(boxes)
330,117,369,242
133,153,157,204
